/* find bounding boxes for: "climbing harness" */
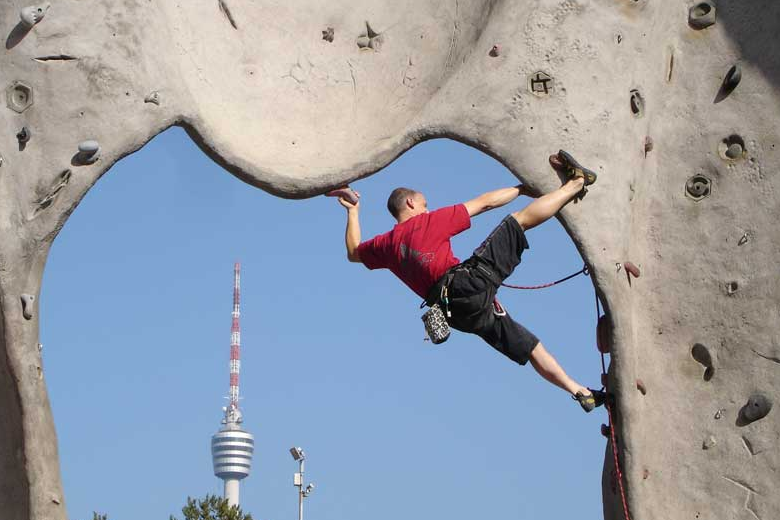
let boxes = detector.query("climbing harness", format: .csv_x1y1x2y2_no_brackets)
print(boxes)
595,295,632,520
501,264,589,290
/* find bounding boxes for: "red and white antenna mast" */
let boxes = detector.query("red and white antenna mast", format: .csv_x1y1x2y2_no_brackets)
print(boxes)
225,262,242,424
212,262,254,507
211,262,255,506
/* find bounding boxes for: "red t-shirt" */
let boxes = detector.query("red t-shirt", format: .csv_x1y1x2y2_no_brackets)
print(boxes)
357,204,471,298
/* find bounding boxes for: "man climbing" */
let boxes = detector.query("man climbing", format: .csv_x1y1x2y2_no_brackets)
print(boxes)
335,151,606,412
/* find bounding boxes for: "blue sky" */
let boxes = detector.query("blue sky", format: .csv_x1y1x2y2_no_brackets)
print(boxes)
42,128,608,520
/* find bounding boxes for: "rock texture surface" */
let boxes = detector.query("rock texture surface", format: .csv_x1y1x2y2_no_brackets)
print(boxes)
1,1,778,519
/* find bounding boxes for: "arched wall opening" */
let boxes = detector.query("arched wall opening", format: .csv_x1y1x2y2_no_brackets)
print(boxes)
41,128,608,520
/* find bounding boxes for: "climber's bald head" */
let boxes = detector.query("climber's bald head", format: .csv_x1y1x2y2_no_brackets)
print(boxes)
387,188,428,222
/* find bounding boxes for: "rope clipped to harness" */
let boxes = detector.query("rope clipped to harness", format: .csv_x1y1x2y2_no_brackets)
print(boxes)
501,264,589,290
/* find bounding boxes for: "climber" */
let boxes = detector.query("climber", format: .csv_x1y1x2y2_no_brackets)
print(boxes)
335,150,606,412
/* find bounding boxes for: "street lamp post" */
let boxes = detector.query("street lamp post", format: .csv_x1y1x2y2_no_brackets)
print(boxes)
290,447,314,520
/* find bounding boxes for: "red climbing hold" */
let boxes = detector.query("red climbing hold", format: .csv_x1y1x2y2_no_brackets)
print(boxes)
644,136,654,156
624,261,641,278
597,314,611,353
326,186,360,205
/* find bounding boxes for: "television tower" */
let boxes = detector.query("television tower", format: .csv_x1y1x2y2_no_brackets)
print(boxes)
211,262,255,507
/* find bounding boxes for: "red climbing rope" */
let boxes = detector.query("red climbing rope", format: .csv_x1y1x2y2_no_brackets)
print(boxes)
501,264,589,290
596,296,632,520
500,261,630,520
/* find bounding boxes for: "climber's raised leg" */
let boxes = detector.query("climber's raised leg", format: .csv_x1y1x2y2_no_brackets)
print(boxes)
527,342,606,412
512,150,598,230
512,178,584,230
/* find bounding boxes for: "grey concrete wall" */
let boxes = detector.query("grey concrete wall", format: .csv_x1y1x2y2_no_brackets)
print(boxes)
0,1,777,519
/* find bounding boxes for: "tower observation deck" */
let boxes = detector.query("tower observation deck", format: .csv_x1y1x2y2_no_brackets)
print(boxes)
211,263,254,507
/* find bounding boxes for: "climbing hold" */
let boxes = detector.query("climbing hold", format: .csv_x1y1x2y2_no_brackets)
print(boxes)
20,3,50,28
715,65,741,103
17,127,31,144
596,315,611,353
33,169,71,214
356,36,371,49
722,65,741,94
76,140,100,164
740,394,772,424
356,22,382,51
32,54,78,63
644,136,654,156
144,91,161,105
601,424,610,437
702,436,717,450
322,27,334,42
629,89,644,117
217,0,238,30
688,1,716,30
726,281,738,295
714,408,725,420
726,143,743,159
691,343,714,381
326,187,360,205
738,232,750,246
624,262,641,279
489,45,500,57
6,81,34,113
685,175,711,201
528,71,554,97
718,134,745,161
20,294,35,320
642,469,649,480
636,379,647,395
0,154,4,167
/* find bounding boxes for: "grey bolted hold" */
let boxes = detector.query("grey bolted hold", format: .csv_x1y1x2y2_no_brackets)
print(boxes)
20,3,50,28
21,294,35,320
77,140,101,164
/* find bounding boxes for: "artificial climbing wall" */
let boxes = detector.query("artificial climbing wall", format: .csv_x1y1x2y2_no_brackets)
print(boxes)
0,1,777,519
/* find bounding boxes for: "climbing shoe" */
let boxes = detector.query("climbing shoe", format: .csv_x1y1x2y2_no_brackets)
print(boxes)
573,388,608,413
550,150,598,186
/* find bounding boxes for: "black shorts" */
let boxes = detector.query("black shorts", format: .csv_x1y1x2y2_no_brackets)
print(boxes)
438,215,540,365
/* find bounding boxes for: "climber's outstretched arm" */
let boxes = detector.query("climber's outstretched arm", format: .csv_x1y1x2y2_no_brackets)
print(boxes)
339,195,362,263
463,185,528,217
